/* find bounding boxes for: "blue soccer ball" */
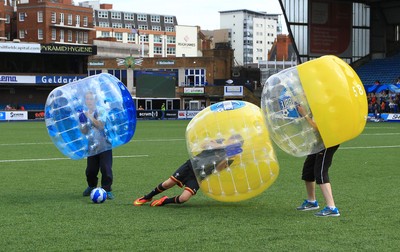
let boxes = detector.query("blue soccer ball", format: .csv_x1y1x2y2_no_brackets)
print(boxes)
90,187,107,204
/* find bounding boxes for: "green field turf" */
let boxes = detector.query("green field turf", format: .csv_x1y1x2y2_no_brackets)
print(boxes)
0,120,399,251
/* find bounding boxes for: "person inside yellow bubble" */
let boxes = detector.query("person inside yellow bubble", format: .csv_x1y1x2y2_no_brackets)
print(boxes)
133,134,244,207
296,104,340,217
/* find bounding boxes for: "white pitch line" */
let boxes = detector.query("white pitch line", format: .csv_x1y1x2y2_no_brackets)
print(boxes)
0,142,52,146
133,138,185,142
0,154,149,163
361,133,400,136
341,145,400,150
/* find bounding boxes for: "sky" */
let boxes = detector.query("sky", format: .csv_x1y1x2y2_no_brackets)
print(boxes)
76,0,287,33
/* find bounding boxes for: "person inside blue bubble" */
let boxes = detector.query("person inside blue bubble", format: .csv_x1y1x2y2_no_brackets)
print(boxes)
133,134,244,207
80,91,115,200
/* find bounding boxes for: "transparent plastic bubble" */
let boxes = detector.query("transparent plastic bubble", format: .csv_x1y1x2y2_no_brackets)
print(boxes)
261,55,368,157
45,73,136,159
261,68,324,157
186,100,279,202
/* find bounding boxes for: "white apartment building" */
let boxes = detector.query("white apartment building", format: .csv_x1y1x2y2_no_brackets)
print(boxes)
79,0,180,58
220,9,280,66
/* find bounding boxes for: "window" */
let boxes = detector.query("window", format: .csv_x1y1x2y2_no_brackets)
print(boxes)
152,26,161,31
112,23,123,28
151,15,160,23
154,46,162,54
98,11,108,19
164,16,173,24
6,14,10,23
84,32,88,43
99,22,109,28
154,35,162,43
68,14,72,25
106,69,127,85
68,30,72,42
137,14,147,21
185,69,205,86
38,29,43,40
89,70,102,76
60,13,64,24
52,28,56,40
101,31,110,37
19,30,25,39
60,29,64,41
165,26,174,32
111,12,121,19
83,16,88,27
166,36,175,44
127,33,135,42
125,23,133,29
19,12,25,21
138,25,148,30
36,11,43,23
124,13,134,20
76,15,80,26
114,32,123,41
139,34,149,42
50,12,57,24
167,47,175,55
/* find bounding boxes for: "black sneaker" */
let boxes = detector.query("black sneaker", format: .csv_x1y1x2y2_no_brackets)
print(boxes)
83,186,95,197
296,199,320,211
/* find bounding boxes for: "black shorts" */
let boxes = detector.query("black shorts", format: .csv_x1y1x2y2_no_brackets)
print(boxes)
170,160,199,195
301,145,339,184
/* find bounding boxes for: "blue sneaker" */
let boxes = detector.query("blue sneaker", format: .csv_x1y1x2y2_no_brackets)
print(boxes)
106,191,115,200
315,206,340,217
296,199,320,211
83,186,95,197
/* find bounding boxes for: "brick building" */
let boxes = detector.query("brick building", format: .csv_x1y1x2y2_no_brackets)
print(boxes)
3,0,95,44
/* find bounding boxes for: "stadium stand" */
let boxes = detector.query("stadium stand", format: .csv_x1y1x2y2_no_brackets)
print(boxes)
356,52,400,86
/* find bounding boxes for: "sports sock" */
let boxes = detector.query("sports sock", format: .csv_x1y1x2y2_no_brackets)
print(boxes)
163,196,181,205
144,183,166,199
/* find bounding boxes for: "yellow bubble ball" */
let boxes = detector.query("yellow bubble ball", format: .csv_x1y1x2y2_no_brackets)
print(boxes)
186,101,279,202
261,55,368,157
298,55,367,148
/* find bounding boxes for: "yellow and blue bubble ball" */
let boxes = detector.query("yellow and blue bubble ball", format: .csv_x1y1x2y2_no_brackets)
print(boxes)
45,73,136,159
261,55,368,157
186,100,279,202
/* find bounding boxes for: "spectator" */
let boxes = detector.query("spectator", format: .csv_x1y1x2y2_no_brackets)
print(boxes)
161,103,166,120
380,100,386,113
371,93,377,105
389,99,396,113
138,105,144,110
372,101,380,119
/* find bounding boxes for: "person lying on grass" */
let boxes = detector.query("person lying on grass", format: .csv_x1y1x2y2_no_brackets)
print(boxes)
133,134,244,207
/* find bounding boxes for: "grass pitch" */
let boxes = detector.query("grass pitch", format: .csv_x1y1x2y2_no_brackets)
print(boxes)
0,120,399,251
